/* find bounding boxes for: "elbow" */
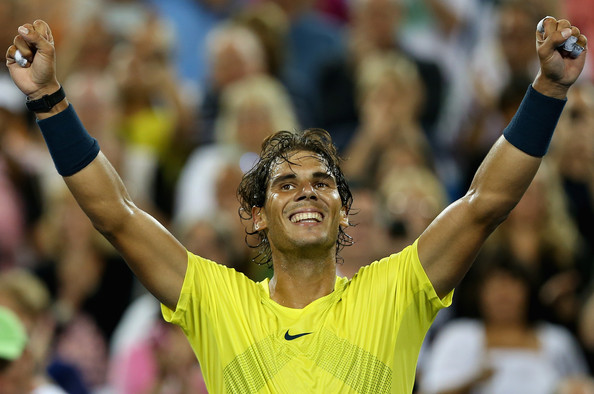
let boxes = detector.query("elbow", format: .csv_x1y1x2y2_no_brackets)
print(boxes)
91,197,138,237
464,188,515,230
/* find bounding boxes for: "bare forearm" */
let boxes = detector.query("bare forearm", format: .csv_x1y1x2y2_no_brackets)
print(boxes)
466,136,541,223
417,16,587,299
466,78,569,222
64,151,187,309
418,137,541,298
63,152,136,235
6,20,188,310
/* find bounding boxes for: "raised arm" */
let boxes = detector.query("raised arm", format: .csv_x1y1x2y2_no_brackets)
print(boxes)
5,20,187,310
417,17,588,298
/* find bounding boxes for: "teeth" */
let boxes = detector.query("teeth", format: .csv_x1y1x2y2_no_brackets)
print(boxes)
290,212,322,223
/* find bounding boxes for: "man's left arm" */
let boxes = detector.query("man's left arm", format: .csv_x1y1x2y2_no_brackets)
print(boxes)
417,16,588,298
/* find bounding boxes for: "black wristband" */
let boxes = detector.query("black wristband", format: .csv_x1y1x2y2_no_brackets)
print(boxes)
26,86,66,113
37,104,100,176
503,85,566,157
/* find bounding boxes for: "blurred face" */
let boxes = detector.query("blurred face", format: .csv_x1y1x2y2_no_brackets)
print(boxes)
498,7,536,72
253,151,348,258
340,189,389,267
212,43,249,88
559,88,594,179
236,101,275,152
385,188,439,239
366,74,419,121
354,0,400,49
480,270,529,325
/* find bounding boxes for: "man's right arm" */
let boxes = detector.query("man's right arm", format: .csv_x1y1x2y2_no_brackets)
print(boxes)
6,20,188,310
64,151,188,310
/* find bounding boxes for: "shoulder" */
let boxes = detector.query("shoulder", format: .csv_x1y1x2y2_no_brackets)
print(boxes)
434,319,484,343
536,322,589,374
347,241,451,308
187,251,254,285
424,319,485,368
182,252,262,303
359,241,427,284
365,242,419,270
421,319,485,390
537,322,581,350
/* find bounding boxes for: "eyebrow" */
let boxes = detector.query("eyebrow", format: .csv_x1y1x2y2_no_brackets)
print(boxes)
269,173,297,188
269,171,335,188
312,171,335,182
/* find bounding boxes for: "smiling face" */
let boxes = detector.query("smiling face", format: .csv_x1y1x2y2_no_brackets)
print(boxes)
252,151,349,259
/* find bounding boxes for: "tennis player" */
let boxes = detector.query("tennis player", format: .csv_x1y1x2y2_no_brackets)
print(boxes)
5,16,587,392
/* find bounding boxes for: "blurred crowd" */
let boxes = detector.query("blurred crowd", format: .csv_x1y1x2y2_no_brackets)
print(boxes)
0,0,594,392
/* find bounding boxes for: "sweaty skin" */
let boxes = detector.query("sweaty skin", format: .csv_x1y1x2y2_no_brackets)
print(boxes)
253,151,349,308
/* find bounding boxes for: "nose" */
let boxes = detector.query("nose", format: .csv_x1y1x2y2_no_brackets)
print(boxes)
296,183,318,201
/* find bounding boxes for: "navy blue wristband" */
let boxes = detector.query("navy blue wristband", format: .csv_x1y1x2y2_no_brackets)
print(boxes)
503,84,566,157
37,104,100,176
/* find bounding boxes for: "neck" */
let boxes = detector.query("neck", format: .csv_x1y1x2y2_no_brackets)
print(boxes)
486,321,528,331
269,252,337,309
485,323,539,349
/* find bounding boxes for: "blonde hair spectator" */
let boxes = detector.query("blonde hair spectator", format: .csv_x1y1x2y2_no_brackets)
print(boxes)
356,52,424,120
0,269,50,328
342,52,429,186
215,74,298,149
206,23,266,89
379,166,448,245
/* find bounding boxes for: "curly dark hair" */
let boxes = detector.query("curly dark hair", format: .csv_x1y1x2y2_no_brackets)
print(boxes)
237,128,354,266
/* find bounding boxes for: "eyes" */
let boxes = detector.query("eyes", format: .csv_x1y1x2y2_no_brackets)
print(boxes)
279,181,331,191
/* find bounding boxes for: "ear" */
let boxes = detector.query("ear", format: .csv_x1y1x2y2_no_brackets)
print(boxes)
252,206,268,232
339,206,349,228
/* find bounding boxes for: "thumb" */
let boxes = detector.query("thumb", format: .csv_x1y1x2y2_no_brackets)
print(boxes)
537,17,573,58
17,20,55,59
547,28,574,51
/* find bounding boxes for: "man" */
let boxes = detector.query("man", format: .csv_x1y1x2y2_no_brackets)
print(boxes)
317,0,445,151
5,17,587,393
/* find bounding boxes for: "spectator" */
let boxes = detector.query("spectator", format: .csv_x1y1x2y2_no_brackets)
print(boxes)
379,166,448,252
317,0,444,151
234,2,318,128
486,161,588,329
109,316,207,393
33,188,134,390
342,52,432,187
199,22,267,144
336,187,391,278
174,74,298,232
422,251,589,394
471,1,542,115
144,0,242,94
552,81,594,271
0,270,75,393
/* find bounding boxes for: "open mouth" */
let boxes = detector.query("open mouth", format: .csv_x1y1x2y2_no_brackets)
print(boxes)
290,211,323,223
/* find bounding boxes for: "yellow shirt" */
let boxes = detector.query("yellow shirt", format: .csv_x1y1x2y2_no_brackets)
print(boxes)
162,240,453,393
